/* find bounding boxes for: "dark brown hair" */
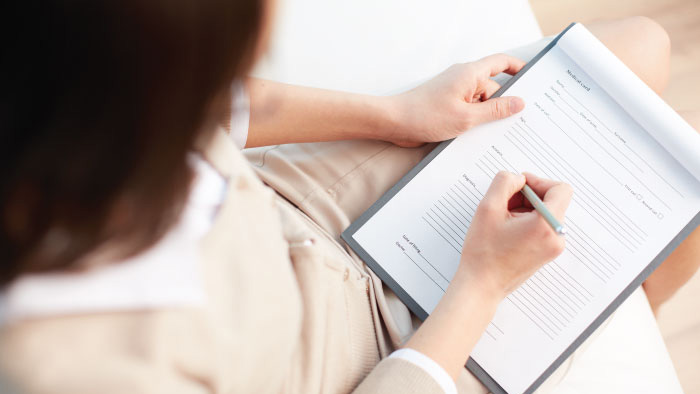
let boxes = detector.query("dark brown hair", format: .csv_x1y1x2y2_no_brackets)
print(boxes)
0,0,264,285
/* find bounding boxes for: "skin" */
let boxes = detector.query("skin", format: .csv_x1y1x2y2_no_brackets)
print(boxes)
242,14,699,382
246,55,526,148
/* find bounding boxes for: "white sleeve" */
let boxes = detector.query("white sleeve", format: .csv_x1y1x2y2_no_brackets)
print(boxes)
388,348,457,394
229,82,250,150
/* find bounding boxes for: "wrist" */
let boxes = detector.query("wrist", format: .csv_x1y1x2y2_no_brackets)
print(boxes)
450,265,505,313
367,94,409,142
405,261,503,380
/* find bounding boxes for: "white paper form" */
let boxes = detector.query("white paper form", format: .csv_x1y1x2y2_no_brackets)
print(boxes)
351,26,700,394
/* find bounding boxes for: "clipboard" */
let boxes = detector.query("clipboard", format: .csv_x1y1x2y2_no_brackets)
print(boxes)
341,23,700,393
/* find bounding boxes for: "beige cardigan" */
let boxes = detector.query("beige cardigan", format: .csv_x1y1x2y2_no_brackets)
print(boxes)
0,130,453,394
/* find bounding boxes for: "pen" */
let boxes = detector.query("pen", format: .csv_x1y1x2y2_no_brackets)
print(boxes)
520,184,567,235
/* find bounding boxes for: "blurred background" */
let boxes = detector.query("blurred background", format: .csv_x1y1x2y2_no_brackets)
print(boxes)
530,1,700,392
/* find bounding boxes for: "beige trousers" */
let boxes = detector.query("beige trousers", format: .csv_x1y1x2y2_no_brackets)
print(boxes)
243,37,605,393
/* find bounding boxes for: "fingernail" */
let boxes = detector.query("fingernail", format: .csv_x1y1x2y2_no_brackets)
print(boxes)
510,97,525,114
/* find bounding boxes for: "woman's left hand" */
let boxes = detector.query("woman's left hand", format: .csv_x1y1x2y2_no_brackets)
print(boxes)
384,54,527,147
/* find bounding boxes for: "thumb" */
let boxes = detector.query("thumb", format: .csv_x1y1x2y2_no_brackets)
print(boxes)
469,96,525,126
481,171,527,211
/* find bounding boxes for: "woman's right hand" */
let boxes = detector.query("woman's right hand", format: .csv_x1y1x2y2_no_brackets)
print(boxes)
404,171,572,381
458,171,573,300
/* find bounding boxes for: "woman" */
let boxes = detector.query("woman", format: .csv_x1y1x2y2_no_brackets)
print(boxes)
1,1,697,393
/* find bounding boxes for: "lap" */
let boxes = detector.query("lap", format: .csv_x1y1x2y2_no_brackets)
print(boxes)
244,140,436,240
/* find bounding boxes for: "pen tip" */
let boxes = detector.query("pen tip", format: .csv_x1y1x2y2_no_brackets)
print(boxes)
557,226,568,236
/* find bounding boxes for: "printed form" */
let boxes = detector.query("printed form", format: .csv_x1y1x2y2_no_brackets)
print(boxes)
351,24,700,393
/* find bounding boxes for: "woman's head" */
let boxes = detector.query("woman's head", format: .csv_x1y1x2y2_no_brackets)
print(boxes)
1,0,269,285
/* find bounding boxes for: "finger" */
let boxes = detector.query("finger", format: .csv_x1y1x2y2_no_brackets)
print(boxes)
474,54,526,77
481,171,526,211
480,79,502,101
523,172,573,219
467,96,525,125
522,172,563,196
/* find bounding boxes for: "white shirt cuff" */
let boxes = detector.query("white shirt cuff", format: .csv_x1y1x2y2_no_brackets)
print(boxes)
389,348,458,394
229,81,250,150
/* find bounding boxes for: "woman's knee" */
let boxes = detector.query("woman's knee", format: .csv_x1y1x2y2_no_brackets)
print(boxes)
586,16,671,95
